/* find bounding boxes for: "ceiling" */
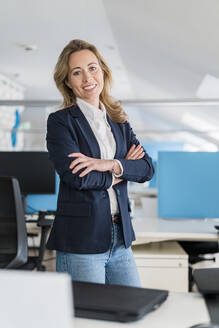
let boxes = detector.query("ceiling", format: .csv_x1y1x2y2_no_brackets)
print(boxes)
1,0,219,151
1,0,219,100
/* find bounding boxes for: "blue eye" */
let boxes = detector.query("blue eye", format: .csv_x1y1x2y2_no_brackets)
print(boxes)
73,71,80,76
89,66,96,71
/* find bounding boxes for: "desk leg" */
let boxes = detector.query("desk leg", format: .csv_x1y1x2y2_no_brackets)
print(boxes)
37,226,50,271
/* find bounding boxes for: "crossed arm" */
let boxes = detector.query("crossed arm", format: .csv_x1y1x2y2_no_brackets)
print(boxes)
68,144,145,186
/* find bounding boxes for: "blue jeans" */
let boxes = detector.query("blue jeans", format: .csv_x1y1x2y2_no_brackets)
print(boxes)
56,222,141,287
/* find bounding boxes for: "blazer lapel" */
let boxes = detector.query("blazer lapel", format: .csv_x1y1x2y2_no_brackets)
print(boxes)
107,115,124,158
69,106,101,158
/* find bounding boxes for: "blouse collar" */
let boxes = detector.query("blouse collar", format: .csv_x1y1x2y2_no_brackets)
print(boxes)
76,98,107,122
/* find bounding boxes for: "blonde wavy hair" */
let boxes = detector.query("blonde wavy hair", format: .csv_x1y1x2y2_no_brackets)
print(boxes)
54,39,127,123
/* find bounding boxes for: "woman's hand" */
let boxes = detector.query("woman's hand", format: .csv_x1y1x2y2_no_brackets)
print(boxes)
112,144,145,185
126,144,144,160
68,153,114,177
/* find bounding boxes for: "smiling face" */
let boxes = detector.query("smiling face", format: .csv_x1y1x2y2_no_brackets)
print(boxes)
65,49,104,108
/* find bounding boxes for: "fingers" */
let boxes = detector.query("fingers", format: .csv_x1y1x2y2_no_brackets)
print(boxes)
68,152,85,158
130,144,142,157
79,166,94,177
137,152,145,159
134,146,145,159
69,157,86,169
72,161,92,174
126,144,136,157
68,153,92,170
69,156,97,176
70,159,94,177
126,144,144,160
69,156,108,177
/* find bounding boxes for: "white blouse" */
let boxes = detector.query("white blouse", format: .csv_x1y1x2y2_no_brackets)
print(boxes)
76,97,122,215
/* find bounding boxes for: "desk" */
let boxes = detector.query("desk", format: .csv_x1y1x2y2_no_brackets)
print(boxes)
133,215,219,245
132,212,219,292
75,292,210,328
26,211,219,246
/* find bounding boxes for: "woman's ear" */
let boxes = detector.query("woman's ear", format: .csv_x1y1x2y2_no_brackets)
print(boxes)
65,79,71,89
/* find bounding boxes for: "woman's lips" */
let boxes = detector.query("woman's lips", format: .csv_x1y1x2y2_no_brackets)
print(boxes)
83,84,97,92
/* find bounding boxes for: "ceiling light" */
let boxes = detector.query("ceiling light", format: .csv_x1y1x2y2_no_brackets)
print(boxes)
196,74,219,98
105,44,115,50
16,43,38,51
13,73,20,78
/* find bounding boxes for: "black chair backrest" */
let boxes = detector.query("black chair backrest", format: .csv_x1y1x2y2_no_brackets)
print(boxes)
0,176,28,268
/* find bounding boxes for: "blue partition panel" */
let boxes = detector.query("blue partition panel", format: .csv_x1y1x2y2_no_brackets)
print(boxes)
142,141,184,161
142,142,184,188
158,152,219,218
26,173,59,213
149,160,157,188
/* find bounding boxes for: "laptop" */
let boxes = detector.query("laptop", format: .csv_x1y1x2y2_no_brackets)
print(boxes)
194,268,219,295
0,270,74,328
72,280,168,322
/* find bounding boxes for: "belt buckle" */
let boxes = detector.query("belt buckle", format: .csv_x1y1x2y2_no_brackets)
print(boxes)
112,214,120,223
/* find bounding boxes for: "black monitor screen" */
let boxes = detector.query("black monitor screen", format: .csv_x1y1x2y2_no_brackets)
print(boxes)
0,151,55,194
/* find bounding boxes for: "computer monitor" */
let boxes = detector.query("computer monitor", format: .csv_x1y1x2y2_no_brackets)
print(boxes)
26,172,59,214
0,151,55,194
158,151,219,218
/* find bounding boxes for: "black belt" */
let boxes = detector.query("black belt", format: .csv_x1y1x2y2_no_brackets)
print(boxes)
112,213,121,223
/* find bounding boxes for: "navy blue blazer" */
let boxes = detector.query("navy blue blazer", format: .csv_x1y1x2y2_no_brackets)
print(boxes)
46,105,154,254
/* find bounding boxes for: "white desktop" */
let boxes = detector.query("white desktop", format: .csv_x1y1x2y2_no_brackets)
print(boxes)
0,270,73,328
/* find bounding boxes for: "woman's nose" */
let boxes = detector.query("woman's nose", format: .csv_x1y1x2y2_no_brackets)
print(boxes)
82,70,93,82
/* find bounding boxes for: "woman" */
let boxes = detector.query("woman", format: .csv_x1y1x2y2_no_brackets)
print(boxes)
46,39,154,287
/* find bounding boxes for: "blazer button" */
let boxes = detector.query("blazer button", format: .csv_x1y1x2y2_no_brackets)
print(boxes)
102,191,107,198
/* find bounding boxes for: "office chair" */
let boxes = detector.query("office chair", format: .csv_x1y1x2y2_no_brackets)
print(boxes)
0,176,38,270
179,241,219,291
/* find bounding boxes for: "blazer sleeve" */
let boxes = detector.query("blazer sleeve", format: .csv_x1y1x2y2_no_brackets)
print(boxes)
116,121,154,183
46,112,113,190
